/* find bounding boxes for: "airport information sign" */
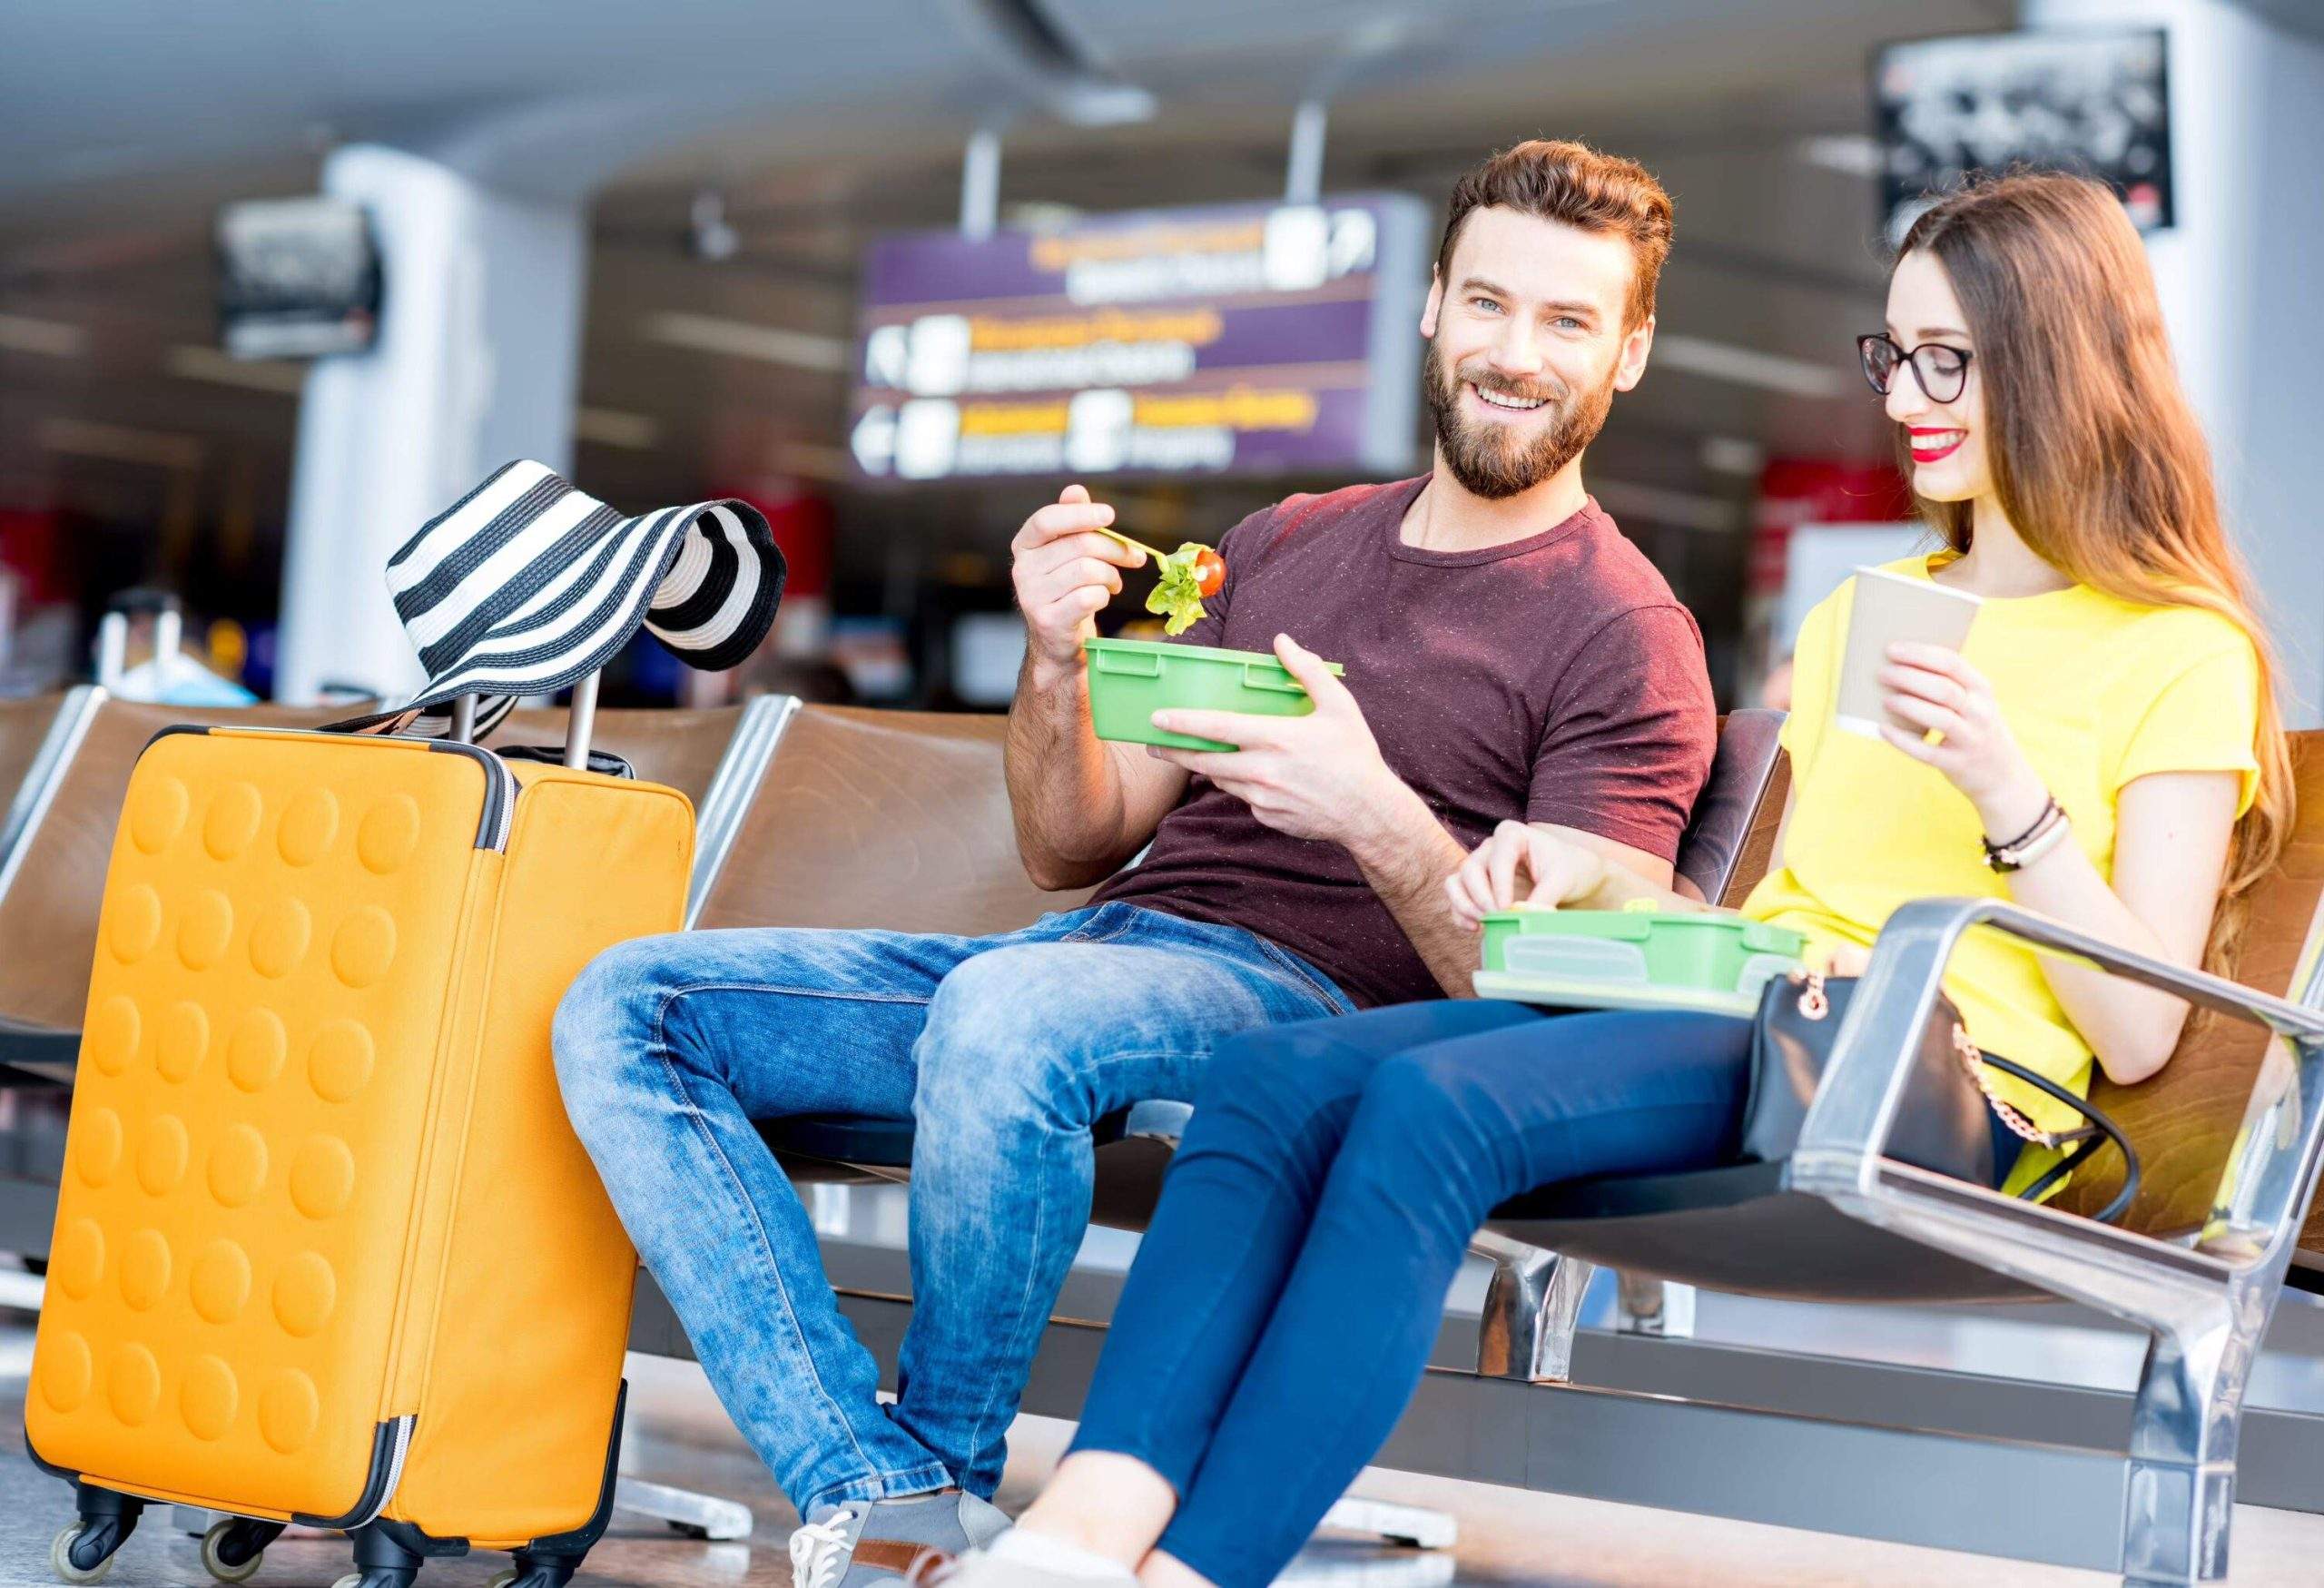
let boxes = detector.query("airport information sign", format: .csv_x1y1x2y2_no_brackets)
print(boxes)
1875,28,2173,241
850,194,1429,483
215,197,382,360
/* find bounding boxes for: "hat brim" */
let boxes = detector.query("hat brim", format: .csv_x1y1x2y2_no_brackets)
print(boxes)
350,461,787,738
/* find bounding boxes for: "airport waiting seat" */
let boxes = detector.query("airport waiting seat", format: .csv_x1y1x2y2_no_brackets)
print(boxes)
752,710,1793,1207
740,709,2324,1583
685,704,1110,1184
1480,732,2324,1298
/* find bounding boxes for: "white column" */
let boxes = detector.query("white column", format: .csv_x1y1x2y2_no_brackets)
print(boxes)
2024,0,2324,724
277,143,588,704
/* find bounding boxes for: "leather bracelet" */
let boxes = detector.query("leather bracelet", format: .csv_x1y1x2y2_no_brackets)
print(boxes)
1988,805,2073,873
1984,795,2057,855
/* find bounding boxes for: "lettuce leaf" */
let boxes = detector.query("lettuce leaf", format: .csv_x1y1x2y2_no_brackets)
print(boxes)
1145,542,1209,636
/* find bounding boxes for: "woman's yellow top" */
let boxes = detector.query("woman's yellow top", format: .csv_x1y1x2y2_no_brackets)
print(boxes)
1741,552,2262,1138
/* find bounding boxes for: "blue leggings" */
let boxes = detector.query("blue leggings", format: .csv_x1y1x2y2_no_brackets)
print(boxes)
1067,1001,2017,1587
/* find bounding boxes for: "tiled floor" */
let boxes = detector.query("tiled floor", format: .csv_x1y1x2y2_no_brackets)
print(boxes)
8,1322,2324,1587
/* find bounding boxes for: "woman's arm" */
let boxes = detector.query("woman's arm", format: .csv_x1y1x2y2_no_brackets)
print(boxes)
1880,643,2240,1085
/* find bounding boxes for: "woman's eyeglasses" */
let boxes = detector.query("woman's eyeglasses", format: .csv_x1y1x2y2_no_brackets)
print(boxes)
1856,334,1973,404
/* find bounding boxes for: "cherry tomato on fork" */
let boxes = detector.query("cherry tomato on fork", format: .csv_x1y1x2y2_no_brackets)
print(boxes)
1194,547,1226,598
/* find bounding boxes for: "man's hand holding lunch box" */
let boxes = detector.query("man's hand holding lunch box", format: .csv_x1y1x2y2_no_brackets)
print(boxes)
1144,632,1424,853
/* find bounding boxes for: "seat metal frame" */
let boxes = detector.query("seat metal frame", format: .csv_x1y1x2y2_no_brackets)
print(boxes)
1460,897,2324,1584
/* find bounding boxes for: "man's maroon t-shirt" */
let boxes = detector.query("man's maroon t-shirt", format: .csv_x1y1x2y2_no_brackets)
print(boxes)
1092,475,1717,1010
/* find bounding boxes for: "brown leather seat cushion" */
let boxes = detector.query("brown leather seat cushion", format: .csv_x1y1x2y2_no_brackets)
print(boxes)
0,694,65,826
1718,745,1789,911
694,704,1091,936
1677,710,1787,908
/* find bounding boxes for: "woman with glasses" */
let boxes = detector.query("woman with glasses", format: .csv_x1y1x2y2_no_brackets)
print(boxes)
929,171,2291,1588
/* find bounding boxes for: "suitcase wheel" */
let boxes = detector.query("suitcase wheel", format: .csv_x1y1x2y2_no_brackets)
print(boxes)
201,1518,285,1583
51,1524,120,1585
53,1488,143,1585
332,1572,416,1588
485,1551,582,1588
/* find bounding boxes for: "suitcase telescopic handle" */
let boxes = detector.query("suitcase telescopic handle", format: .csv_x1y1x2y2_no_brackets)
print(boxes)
447,674,599,767
564,673,600,768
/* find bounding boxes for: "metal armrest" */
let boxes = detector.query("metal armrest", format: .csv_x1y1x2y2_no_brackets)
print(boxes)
684,694,799,929
1790,895,2324,1333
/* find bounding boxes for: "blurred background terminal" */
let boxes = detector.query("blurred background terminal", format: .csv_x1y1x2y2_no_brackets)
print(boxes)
1,0,2317,721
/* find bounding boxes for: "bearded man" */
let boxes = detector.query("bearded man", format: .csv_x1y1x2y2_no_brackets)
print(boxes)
553,138,1717,1587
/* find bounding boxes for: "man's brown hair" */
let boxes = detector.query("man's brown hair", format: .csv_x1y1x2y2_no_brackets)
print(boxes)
1435,139,1675,330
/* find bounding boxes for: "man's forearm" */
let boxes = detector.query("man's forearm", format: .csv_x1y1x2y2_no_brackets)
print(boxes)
1345,783,1480,998
1005,654,1131,887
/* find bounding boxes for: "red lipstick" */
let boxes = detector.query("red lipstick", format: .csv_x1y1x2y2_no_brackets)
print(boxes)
1908,427,1965,465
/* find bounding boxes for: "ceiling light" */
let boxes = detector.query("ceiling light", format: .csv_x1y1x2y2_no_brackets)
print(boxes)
1796,133,1886,179
642,311,847,373
0,313,87,358
1654,335,1851,400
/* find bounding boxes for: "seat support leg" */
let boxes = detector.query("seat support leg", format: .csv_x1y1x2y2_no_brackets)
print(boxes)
1470,1231,1591,1383
2121,1307,2250,1584
610,1477,754,1542
1614,1274,1696,1338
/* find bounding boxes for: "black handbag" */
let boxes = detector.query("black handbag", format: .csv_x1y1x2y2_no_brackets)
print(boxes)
1739,972,2142,1224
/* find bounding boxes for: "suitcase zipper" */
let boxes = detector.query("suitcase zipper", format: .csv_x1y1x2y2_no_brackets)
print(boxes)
424,741,517,850
356,1416,417,1526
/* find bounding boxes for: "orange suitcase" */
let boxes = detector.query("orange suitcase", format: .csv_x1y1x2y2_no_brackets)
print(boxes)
27,701,692,1588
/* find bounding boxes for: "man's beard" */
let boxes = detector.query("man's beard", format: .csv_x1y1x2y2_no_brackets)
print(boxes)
1423,338,1618,501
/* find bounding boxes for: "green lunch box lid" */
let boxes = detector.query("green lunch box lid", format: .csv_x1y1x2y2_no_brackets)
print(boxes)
1480,908,1807,955
1482,908,1654,942
1083,636,1344,676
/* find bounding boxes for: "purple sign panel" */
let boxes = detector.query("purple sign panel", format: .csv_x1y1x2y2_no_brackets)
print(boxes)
849,194,1429,483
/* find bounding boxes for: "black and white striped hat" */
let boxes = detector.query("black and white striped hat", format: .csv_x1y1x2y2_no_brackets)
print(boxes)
341,459,785,736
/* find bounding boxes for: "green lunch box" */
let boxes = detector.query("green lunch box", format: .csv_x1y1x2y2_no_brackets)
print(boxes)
1473,902,1807,1016
1084,637,1345,754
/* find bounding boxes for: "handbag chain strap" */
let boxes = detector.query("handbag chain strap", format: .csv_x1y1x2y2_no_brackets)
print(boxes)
1793,972,2062,1149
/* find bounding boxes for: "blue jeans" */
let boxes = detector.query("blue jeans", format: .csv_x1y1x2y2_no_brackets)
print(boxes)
550,901,1351,1515
1068,1001,2021,1587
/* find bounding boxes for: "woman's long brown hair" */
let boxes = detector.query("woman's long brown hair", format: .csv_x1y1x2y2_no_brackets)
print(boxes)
1899,172,2290,977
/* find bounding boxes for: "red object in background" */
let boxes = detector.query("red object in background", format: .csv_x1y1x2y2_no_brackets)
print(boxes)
1749,458,1913,596
722,483,833,601
0,508,67,603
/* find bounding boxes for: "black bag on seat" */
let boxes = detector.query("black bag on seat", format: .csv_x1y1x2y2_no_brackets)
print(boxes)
1739,972,1995,1185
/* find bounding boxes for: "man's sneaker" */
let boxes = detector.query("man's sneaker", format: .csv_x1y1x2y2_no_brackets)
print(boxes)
787,1492,1010,1588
